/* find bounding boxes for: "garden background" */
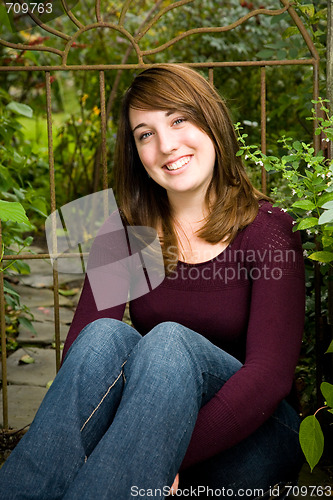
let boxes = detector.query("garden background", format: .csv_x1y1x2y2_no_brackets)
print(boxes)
0,0,332,488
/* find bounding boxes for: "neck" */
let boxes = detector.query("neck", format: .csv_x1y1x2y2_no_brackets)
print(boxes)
168,191,209,228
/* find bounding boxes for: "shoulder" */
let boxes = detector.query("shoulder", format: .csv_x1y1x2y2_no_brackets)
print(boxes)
243,200,301,251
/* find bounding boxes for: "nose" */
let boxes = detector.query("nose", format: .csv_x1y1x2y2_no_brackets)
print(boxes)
157,129,178,155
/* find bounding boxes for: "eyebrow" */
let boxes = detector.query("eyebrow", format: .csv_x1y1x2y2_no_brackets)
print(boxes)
131,110,176,134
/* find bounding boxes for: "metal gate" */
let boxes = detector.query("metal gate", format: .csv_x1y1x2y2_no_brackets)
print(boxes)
0,0,320,430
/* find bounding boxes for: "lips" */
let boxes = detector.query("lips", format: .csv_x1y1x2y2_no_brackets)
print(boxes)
164,155,192,171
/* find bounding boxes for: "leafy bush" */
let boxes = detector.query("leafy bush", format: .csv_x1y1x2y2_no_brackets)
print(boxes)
237,98,333,470
0,90,48,351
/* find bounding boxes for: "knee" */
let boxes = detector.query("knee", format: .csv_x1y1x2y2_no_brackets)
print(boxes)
147,322,193,350
135,322,196,370
68,318,140,360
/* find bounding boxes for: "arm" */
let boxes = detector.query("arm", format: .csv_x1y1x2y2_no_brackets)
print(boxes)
62,214,131,360
62,276,126,360
181,206,305,469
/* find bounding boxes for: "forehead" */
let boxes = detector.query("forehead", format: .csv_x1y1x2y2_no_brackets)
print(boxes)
129,108,176,130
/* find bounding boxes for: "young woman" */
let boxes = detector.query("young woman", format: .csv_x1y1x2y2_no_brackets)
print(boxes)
0,64,305,499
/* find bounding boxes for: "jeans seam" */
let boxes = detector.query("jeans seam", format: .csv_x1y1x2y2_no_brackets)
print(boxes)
80,360,127,433
271,415,299,435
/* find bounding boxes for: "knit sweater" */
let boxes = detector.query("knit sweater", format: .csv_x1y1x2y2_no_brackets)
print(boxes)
62,201,305,469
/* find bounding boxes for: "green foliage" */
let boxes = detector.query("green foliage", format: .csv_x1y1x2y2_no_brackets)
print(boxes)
299,382,333,471
237,99,333,269
237,100,333,471
0,201,29,225
1,0,327,201
299,414,324,472
0,89,48,350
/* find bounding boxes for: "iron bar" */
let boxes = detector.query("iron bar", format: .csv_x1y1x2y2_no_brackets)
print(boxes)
0,220,9,429
95,0,102,23
99,71,108,192
260,67,267,195
45,72,61,373
119,0,133,27
0,59,317,73
140,6,290,56
61,23,142,66
280,0,320,63
136,2,288,44
60,0,84,29
1,253,89,260
208,68,214,85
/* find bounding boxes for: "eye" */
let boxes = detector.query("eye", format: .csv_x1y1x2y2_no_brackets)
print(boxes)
139,131,153,141
173,117,187,126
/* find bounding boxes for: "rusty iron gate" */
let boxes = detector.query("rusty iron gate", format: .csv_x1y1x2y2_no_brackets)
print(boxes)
0,0,321,430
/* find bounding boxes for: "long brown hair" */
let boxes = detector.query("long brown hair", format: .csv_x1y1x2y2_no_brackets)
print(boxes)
114,64,268,270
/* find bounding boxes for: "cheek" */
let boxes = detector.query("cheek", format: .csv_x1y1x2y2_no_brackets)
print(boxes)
189,128,215,153
135,145,154,170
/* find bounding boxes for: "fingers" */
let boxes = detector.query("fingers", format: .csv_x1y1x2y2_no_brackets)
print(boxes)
169,473,179,495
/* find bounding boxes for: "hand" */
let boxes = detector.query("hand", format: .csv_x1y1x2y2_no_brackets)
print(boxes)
169,473,179,495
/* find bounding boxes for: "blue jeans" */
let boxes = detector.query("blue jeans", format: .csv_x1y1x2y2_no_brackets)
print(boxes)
0,319,302,499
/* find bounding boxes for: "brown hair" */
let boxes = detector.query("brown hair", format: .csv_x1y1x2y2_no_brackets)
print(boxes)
114,64,268,270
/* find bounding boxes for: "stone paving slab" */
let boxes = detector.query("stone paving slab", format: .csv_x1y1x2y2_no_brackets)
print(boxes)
17,273,82,288
12,284,75,308
17,321,70,345
0,385,47,429
24,306,75,325
1,348,56,387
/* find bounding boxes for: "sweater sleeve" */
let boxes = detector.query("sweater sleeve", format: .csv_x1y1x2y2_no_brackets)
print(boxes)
181,205,305,469
61,276,126,361
62,214,131,361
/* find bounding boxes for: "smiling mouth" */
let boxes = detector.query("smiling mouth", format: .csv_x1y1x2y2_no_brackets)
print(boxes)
164,156,192,171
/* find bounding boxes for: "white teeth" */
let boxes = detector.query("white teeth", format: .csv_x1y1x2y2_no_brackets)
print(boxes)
165,156,191,171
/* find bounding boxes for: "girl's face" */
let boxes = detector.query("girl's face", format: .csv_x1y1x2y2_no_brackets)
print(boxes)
129,108,216,202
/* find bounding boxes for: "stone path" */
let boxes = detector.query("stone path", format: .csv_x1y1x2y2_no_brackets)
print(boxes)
0,248,83,430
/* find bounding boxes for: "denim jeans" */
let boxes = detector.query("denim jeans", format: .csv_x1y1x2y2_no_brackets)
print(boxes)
0,319,303,499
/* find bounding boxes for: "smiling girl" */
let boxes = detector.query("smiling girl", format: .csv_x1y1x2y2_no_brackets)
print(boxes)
0,65,305,500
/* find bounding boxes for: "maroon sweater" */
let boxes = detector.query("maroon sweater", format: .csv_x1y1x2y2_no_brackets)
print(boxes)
62,201,305,469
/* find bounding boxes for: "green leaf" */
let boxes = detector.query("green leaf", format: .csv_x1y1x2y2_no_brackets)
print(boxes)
292,200,315,211
299,4,315,17
303,241,316,250
319,209,333,225
299,415,324,472
0,200,29,224
30,199,48,218
256,49,274,59
58,288,79,296
321,201,333,210
326,340,333,354
18,317,37,335
308,251,333,263
12,260,30,275
318,193,333,207
19,354,35,364
297,218,318,230
282,26,299,39
320,382,333,409
6,101,33,118
322,236,333,248
3,282,20,298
